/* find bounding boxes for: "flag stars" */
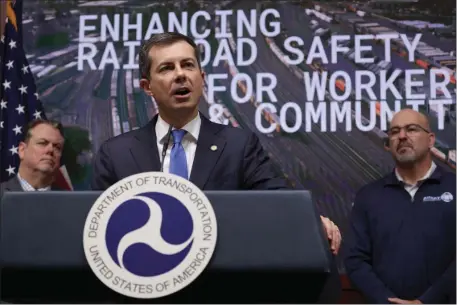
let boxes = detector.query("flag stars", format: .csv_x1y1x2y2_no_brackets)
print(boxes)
13,125,22,135
18,85,27,94
6,60,13,70
5,165,15,176
22,65,29,74
0,121,3,128
1,35,4,43
34,92,39,99
2,80,11,90
0,100,6,109
33,110,42,119
9,145,18,155
8,39,16,49
15,104,25,114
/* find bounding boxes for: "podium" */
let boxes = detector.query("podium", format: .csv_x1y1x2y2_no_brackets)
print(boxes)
0,190,341,303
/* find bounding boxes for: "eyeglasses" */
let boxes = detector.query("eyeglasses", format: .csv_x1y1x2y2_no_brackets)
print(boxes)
387,124,430,139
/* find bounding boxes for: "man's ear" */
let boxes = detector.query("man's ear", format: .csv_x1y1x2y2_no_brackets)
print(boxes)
383,137,390,151
140,78,153,96
200,70,205,91
18,141,26,160
428,132,436,149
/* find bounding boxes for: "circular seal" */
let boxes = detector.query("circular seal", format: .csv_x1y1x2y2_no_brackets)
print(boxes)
83,172,217,299
441,192,453,203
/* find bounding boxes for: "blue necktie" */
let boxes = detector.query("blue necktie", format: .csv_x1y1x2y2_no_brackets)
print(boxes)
169,129,188,179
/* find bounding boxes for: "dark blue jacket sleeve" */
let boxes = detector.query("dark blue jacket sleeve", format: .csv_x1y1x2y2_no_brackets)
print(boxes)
343,191,396,303
419,260,456,303
242,132,289,190
91,141,117,191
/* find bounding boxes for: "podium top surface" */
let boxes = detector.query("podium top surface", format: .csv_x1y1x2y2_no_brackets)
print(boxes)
0,190,331,273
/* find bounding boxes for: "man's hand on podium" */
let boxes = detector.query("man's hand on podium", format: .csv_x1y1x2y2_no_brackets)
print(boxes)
320,216,341,255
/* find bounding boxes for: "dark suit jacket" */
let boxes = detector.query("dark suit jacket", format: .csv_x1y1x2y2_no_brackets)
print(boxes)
0,176,23,192
91,114,290,191
0,175,66,194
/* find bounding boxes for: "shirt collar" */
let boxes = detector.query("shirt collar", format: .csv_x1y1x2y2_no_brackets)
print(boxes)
156,112,201,144
17,173,51,191
385,161,440,186
395,161,436,185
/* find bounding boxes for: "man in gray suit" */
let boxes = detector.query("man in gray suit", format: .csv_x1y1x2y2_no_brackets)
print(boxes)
1,119,66,193
0,119,66,303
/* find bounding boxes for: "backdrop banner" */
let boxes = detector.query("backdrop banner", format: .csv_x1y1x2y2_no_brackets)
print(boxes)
20,0,456,254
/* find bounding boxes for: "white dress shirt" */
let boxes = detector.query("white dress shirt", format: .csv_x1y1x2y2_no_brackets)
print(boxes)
395,161,436,199
155,113,201,178
17,173,51,191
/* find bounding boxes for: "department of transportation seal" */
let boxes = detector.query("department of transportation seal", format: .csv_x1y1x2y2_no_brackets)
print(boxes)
83,172,217,299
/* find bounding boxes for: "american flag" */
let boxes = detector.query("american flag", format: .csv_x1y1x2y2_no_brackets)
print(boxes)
0,0,72,189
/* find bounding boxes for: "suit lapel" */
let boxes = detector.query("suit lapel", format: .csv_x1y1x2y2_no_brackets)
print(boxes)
129,114,226,188
3,176,68,191
4,176,23,191
190,115,226,189
131,116,162,173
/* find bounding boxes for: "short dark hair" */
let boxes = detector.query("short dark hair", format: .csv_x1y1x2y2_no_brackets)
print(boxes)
138,32,202,79
23,119,64,143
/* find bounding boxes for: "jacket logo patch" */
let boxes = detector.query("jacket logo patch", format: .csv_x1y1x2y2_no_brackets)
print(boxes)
423,192,454,203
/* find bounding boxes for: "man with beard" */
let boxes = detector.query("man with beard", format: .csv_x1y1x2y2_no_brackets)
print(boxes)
344,109,455,304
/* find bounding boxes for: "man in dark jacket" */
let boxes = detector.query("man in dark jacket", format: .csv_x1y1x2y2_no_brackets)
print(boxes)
344,109,455,304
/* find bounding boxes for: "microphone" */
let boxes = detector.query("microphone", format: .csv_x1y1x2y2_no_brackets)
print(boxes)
160,125,173,172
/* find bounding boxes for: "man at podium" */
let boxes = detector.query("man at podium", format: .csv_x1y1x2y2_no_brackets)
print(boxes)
0,119,66,193
90,32,342,254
